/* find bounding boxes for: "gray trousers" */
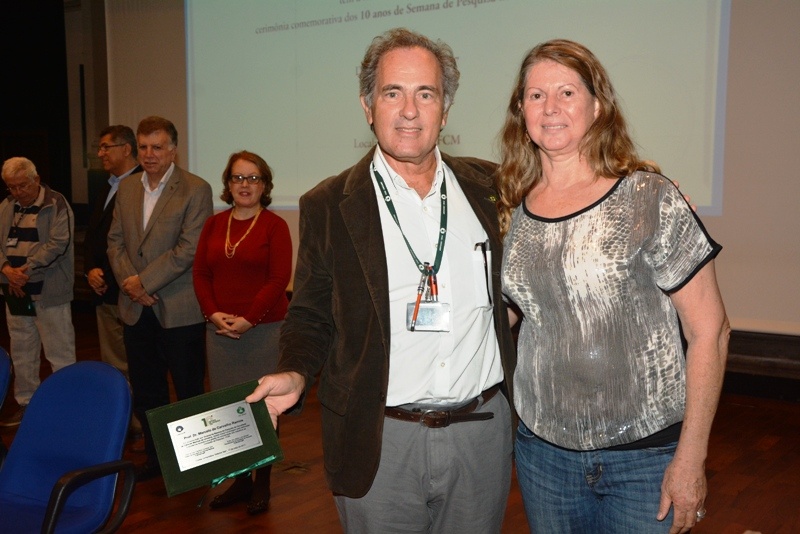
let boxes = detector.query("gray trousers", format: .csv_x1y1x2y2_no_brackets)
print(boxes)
6,301,75,405
335,390,512,534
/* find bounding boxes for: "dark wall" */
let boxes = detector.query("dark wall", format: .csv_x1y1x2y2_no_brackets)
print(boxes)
1,0,72,203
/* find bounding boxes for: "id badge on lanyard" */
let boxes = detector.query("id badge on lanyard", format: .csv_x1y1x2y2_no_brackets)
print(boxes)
6,226,20,248
406,263,451,332
373,164,451,332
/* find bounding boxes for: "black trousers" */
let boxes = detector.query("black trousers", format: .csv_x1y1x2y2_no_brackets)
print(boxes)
124,306,206,463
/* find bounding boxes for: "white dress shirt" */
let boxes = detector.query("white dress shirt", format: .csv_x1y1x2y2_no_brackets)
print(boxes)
371,146,503,406
141,163,174,229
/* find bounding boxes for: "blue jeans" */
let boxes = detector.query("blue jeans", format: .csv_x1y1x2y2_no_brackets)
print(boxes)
515,422,676,533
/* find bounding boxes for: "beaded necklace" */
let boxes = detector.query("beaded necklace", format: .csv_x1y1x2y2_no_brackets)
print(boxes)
224,207,262,258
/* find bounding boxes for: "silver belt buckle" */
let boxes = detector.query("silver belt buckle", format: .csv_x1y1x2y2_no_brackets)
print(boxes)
420,409,450,428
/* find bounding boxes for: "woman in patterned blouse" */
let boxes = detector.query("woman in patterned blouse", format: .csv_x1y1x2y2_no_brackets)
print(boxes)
496,39,730,534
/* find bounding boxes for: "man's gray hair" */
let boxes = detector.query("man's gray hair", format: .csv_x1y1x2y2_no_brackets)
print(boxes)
359,27,460,112
1,157,37,181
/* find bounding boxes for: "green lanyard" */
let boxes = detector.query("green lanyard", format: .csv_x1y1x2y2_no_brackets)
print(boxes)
372,164,447,275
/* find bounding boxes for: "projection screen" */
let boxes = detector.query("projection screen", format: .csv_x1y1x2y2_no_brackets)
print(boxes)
186,0,729,213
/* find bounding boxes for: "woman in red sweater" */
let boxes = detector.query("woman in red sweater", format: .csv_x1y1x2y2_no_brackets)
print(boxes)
193,150,292,515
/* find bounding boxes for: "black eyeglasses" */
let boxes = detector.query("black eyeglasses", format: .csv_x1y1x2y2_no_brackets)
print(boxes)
229,174,262,184
98,143,125,153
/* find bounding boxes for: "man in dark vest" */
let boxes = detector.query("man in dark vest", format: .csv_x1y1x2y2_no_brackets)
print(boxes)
84,125,142,442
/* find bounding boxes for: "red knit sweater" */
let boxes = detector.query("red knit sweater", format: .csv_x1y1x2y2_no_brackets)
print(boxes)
193,208,292,325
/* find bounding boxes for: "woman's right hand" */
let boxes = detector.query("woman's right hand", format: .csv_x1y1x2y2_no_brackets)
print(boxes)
209,311,241,339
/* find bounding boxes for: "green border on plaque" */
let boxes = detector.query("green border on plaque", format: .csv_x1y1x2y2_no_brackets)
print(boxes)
146,380,283,497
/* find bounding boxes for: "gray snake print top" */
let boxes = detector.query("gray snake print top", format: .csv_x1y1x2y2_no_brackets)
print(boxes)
502,172,721,450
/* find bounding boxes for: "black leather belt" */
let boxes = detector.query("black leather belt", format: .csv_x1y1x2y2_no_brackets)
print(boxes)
384,384,500,428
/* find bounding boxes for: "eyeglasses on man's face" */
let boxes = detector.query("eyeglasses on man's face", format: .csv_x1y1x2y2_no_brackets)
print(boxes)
6,181,35,193
98,143,125,154
229,174,262,184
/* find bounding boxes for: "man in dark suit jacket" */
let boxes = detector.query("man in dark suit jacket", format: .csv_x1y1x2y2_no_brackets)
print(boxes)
107,116,213,481
84,125,142,439
248,29,516,532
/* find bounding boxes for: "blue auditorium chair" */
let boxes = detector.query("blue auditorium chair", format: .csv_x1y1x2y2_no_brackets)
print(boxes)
0,361,136,533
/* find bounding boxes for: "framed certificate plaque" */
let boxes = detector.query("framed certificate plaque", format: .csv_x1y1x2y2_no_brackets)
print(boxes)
146,380,283,497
